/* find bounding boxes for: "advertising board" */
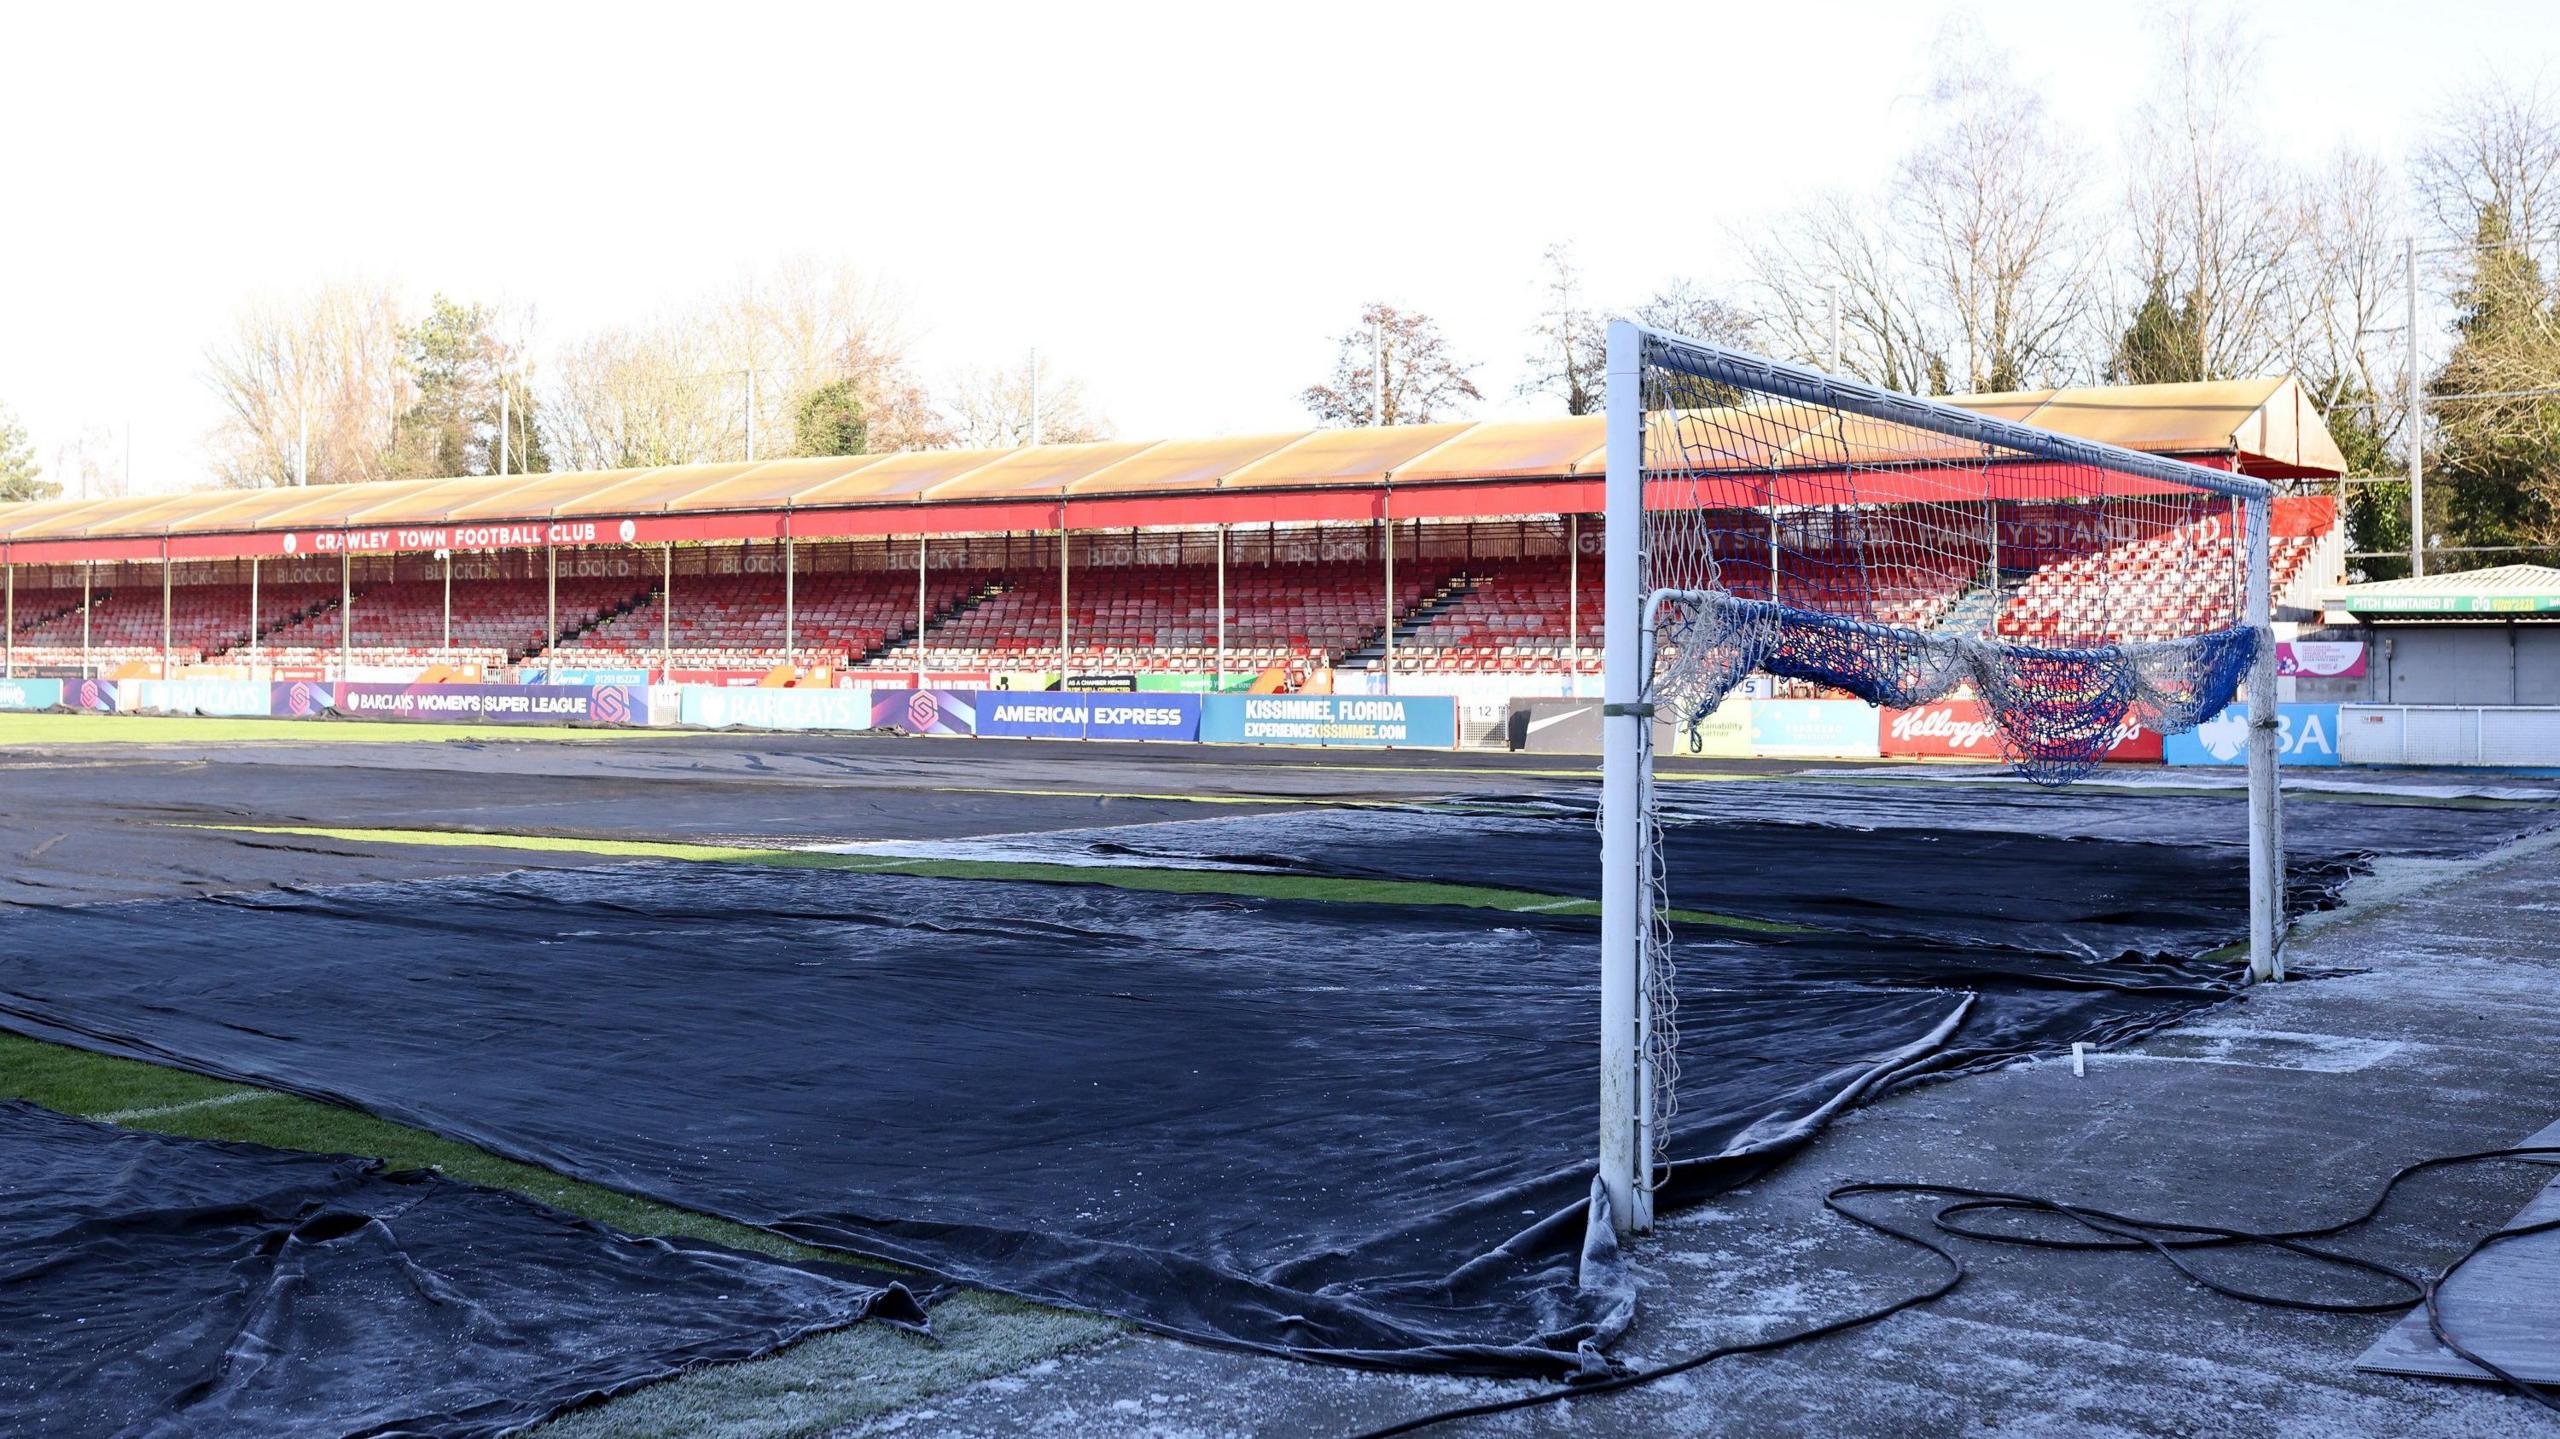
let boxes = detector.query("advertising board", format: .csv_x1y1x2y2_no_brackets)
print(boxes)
1879,699,2165,763
1200,694,1458,748
0,678,64,710
871,688,978,735
1748,699,1882,758
329,683,642,725
127,680,272,718
680,686,871,731
269,681,335,718
64,679,120,713
2162,703,2341,767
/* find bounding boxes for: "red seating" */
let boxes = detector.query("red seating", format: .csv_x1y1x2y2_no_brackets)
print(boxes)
555,568,982,670
859,559,1461,676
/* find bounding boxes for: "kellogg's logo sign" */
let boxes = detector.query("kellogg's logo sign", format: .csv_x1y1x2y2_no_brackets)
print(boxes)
1880,699,2163,763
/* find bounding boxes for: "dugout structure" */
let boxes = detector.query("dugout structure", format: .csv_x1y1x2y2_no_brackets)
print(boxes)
1597,321,2285,1235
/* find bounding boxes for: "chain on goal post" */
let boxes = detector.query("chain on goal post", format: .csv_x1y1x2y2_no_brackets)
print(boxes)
1596,320,2285,1236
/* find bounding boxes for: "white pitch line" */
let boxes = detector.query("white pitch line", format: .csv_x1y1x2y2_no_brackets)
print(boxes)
1517,897,1587,912
96,1089,271,1125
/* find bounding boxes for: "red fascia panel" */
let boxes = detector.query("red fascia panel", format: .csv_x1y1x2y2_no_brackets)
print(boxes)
1065,488,1389,529
791,500,1062,540
4,537,161,564
169,532,298,560
1391,478,1604,520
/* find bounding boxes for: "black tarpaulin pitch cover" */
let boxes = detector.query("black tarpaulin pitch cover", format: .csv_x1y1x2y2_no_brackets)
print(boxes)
883,784,2553,960
0,863,2241,1380
0,1101,921,1439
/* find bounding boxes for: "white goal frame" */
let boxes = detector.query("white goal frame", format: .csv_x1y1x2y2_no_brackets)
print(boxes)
1598,320,2284,1236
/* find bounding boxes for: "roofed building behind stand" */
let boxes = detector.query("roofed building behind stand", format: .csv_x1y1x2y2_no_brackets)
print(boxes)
0,379,2349,689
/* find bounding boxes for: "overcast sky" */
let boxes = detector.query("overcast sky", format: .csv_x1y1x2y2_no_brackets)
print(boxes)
3,0,2553,495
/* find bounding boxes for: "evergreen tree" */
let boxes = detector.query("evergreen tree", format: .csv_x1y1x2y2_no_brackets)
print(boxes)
2108,276,2207,385
2427,207,2560,567
793,378,868,456
390,296,548,478
2307,379,2408,580
0,404,52,502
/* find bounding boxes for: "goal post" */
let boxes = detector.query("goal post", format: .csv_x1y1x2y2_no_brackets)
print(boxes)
1598,319,2284,1237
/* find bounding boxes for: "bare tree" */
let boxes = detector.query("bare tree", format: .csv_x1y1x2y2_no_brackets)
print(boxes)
2295,150,2410,459
1739,194,1945,391
1302,303,1483,426
1626,278,1760,352
48,424,124,502
543,258,945,468
2113,6,2312,380
203,280,411,486
2419,79,2560,560
2416,74,2560,252
1895,20,2090,391
1738,24,2087,394
1521,246,1762,413
1519,244,1605,415
943,353,1110,447
544,315,733,470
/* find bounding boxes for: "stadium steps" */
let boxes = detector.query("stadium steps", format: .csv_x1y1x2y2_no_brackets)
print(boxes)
205,594,343,659
542,587,658,653
854,580,1012,669
1334,575,1479,671
1929,586,2005,639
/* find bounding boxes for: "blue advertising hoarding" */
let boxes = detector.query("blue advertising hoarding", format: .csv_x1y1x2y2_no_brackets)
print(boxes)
1200,694,1458,748
520,665,652,687
1748,699,1883,758
680,685,871,732
976,694,1096,740
976,693,1204,741
0,678,64,710
128,680,271,717
1086,693,1201,741
2163,703,2341,767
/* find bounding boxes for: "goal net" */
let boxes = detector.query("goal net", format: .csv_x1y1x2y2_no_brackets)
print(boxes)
1596,322,2283,1235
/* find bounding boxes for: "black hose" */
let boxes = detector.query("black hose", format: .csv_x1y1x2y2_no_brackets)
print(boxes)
1348,1145,2560,1438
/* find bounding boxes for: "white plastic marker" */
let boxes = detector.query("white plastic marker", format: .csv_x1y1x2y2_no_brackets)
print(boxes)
2071,1042,2088,1078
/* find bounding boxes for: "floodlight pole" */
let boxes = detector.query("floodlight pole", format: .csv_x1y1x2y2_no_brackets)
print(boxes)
1381,498,1395,694
4,560,13,678
338,550,350,682
2244,493,2283,982
1058,513,1071,688
2405,237,2424,579
1599,319,1653,1237
248,559,259,680
160,547,171,681
1215,524,1228,690
1567,515,1580,675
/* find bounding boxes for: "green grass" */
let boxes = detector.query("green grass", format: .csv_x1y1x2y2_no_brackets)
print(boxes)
184,821,1803,931
0,712,659,746
0,1029,1118,1437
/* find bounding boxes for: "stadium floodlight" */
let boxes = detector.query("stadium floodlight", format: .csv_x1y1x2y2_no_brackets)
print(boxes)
1598,320,2283,1236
